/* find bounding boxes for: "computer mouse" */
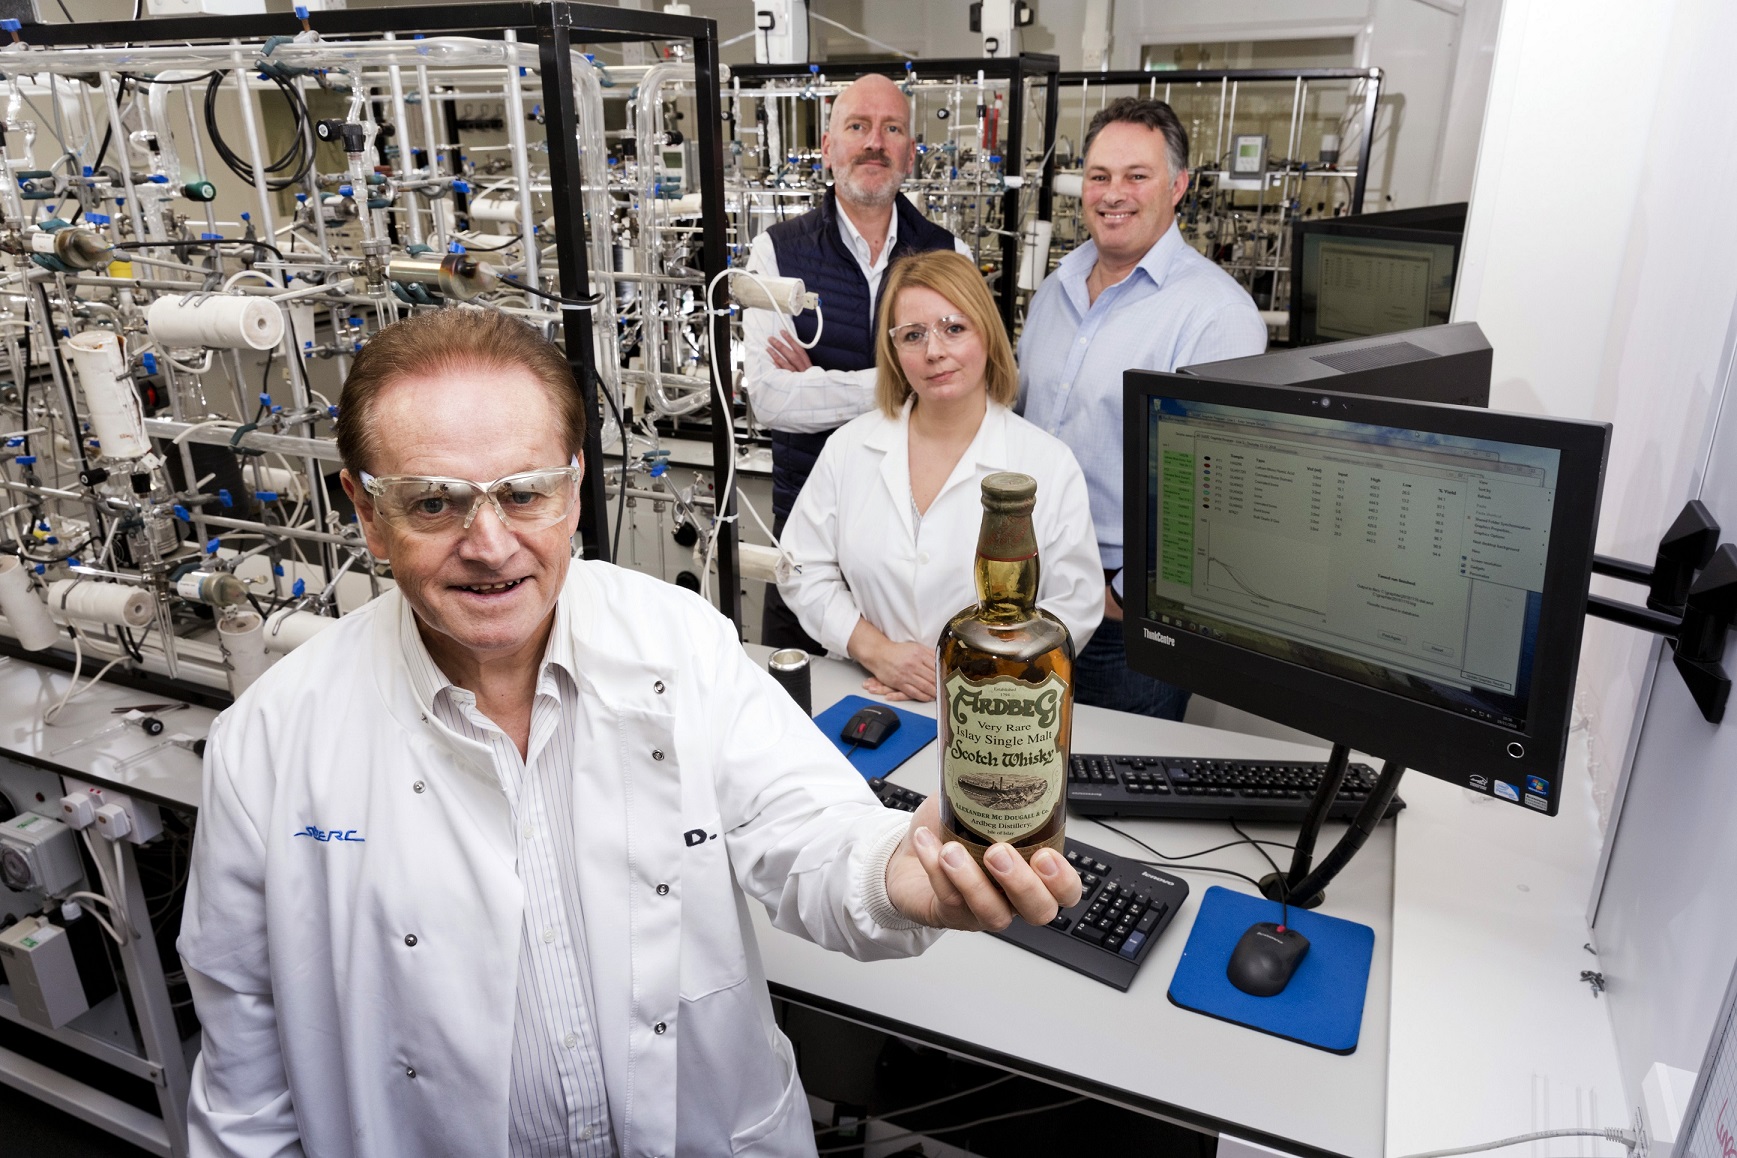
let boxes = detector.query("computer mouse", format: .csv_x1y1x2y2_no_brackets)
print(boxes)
1226,921,1311,997
841,704,901,749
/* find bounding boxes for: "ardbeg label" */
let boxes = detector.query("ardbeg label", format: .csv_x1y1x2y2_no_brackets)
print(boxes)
941,670,1067,845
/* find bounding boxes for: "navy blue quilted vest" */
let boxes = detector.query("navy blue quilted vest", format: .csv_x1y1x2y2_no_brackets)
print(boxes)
764,189,958,521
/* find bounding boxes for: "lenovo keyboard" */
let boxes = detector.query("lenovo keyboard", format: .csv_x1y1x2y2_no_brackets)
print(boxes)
868,777,1188,991
1066,754,1404,824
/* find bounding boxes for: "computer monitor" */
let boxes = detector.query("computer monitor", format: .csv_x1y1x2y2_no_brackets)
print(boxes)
1290,204,1466,347
1183,321,1492,408
1123,371,1610,813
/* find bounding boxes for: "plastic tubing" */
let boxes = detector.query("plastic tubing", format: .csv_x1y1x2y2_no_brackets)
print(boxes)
0,556,59,650
62,331,149,459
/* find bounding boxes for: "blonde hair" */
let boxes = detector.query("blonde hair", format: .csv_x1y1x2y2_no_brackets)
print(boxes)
874,250,1017,418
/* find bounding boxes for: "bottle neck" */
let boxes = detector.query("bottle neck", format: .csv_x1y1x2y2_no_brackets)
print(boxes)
975,510,1040,623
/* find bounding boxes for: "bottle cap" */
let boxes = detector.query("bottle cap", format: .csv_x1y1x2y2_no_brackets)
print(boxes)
980,471,1037,512
977,472,1038,560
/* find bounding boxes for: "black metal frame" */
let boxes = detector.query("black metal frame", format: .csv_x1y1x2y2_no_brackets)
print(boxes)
24,3,743,623
1054,67,1383,215
728,54,1061,335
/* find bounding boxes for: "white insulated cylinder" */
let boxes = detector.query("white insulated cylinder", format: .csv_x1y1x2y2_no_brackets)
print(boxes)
46,579,154,628
262,608,337,654
218,610,271,697
147,294,285,351
62,331,149,459
0,557,60,650
1017,219,1053,292
1051,172,1084,199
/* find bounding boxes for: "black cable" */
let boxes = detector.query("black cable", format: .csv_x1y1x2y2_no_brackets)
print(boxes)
815,1094,1089,1155
113,237,289,264
1231,817,1289,928
54,0,74,19
455,232,522,252
202,70,315,192
1088,819,1266,890
497,276,602,308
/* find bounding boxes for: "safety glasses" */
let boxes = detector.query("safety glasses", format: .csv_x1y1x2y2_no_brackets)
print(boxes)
358,459,582,535
888,314,976,349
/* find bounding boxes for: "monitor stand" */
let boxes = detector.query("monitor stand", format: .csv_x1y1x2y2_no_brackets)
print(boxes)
1253,743,1406,910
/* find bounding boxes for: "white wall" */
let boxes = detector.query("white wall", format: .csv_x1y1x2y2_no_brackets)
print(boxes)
1453,0,1737,828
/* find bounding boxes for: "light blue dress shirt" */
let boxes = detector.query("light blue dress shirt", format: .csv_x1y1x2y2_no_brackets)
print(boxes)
1018,223,1268,582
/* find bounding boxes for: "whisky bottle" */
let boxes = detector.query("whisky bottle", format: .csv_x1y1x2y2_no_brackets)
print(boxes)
935,472,1074,867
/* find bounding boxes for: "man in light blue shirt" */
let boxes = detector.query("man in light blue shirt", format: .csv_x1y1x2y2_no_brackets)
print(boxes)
1019,98,1267,720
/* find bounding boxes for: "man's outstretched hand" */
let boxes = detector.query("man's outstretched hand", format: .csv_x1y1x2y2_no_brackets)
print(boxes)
884,796,1082,930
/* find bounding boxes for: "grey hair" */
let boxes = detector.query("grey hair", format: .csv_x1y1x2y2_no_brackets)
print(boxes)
1082,97,1189,179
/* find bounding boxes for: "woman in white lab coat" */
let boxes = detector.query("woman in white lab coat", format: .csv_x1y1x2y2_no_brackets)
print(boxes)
778,249,1103,701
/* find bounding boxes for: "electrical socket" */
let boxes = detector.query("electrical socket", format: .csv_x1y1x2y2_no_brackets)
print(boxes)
60,779,162,846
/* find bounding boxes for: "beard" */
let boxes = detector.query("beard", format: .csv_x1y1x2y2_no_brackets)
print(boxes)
834,151,906,208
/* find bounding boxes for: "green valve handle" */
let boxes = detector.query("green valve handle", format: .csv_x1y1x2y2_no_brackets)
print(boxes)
182,179,216,202
15,169,50,180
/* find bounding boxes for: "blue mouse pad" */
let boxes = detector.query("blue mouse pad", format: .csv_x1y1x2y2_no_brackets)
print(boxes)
1167,885,1375,1054
813,695,938,781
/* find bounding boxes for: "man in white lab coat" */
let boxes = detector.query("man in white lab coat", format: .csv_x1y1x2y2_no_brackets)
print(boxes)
177,309,1079,1158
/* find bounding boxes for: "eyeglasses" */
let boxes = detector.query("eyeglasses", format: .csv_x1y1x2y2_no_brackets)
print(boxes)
358,459,582,535
888,315,975,349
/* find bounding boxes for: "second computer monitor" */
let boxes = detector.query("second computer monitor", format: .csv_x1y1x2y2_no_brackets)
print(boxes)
1122,371,1610,812
1183,321,1492,408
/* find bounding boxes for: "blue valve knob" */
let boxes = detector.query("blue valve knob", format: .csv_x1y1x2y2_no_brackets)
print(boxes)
294,5,309,16
452,178,471,194
296,192,308,202
809,64,820,73
259,393,272,407
448,240,466,253
348,318,363,327
240,211,251,221
37,519,49,531
81,165,92,177
15,454,34,466
0,19,21,31
256,490,279,502
87,212,110,225
172,504,190,521
201,231,222,240
65,557,79,568
292,578,306,597
270,404,282,415
3,437,17,446
45,535,58,545
327,405,339,419
218,488,234,508
337,184,354,197
141,352,157,374
273,563,284,576
205,538,221,554
147,174,168,184
33,564,44,574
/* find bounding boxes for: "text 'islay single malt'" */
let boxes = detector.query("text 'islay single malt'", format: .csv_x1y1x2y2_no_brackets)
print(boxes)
935,472,1074,867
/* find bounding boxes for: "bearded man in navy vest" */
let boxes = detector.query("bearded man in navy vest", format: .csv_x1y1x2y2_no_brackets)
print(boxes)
741,73,971,653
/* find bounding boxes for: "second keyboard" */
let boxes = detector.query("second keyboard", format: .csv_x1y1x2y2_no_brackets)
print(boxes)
1067,754,1405,823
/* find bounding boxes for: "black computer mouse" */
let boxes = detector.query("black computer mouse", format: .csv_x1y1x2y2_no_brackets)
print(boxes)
1226,921,1311,997
841,704,901,749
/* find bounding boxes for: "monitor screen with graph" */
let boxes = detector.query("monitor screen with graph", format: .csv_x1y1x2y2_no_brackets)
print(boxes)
1122,371,1610,810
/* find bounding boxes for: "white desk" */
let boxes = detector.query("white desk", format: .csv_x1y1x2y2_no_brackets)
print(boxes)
747,646,1630,1158
749,645,1392,1158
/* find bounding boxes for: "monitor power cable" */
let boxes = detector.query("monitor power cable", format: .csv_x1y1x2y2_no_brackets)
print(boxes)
1397,1127,1639,1158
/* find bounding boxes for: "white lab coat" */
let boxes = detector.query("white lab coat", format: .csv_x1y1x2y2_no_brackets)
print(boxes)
777,399,1104,659
177,560,937,1158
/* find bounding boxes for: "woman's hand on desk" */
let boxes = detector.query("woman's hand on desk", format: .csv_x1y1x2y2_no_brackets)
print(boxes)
848,620,937,702
884,797,1083,931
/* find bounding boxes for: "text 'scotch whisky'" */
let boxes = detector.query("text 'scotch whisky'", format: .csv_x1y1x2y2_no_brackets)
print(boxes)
935,472,1074,866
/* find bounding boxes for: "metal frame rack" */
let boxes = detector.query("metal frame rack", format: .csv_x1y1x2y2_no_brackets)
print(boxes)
727,53,1060,336
1053,67,1383,312
0,6,731,1154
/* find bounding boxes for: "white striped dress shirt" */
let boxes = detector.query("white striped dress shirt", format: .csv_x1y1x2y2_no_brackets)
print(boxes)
402,600,616,1157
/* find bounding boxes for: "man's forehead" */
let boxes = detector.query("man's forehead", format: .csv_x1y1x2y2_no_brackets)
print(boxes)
1086,121,1172,168
832,76,909,124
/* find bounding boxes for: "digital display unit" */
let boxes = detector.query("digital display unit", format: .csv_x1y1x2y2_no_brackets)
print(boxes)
1124,372,1610,812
